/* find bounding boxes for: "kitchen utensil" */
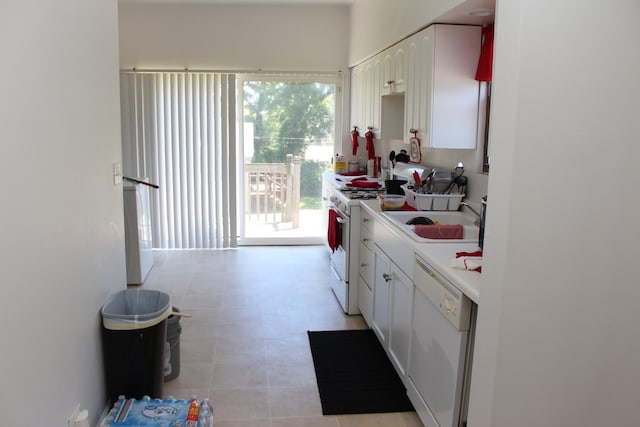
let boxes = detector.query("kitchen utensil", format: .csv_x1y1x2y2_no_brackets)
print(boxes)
413,171,421,188
389,150,396,168
406,216,435,225
454,175,468,194
453,162,465,177
430,169,453,193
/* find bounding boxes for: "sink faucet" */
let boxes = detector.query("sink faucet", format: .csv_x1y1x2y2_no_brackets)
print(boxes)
459,201,481,226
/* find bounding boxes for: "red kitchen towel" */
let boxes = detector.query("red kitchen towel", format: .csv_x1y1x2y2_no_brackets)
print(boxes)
338,171,366,176
351,127,359,155
475,24,494,82
327,209,341,252
456,250,483,258
346,181,381,188
414,224,463,239
365,129,375,160
452,250,483,273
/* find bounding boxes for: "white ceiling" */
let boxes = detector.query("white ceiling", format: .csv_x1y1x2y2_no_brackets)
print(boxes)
119,0,353,3
118,0,495,26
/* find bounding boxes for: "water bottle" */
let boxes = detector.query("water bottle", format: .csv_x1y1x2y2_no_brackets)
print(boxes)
198,398,214,427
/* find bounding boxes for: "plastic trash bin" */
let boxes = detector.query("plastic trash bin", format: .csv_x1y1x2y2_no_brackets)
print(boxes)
164,306,182,382
101,289,171,403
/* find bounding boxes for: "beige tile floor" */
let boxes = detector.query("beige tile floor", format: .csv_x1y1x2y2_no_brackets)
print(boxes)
141,246,423,427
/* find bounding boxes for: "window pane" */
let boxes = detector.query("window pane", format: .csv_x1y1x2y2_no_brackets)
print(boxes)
241,80,336,243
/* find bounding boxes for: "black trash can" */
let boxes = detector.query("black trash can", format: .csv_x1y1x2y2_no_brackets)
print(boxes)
164,306,182,382
101,289,171,404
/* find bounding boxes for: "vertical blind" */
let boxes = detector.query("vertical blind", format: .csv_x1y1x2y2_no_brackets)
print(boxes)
120,72,237,249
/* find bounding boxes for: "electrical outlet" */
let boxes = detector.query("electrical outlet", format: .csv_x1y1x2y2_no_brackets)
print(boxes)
68,404,80,427
113,162,123,185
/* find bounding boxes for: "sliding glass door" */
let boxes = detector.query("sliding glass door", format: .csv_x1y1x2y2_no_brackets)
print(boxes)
238,75,341,245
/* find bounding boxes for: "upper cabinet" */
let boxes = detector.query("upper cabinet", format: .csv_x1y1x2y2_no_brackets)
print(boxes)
351,40,408,138
351,54,382,136
382,40,407,95
404,24,481,149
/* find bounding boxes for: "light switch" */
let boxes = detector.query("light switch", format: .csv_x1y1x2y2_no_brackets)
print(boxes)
113,162,122,185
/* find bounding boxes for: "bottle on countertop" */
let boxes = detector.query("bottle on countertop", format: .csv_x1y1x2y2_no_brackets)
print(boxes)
198,398,214,427
334,154,347,174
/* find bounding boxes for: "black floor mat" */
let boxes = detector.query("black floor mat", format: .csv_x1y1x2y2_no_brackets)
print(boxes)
307,329,414,415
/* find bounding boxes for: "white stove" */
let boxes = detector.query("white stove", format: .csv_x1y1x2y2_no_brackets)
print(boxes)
327,179,384,314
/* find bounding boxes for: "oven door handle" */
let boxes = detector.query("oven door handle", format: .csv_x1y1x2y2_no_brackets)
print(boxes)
336,217,347,224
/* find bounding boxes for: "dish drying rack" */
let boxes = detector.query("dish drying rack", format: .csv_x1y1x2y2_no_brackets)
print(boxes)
401,184,464,211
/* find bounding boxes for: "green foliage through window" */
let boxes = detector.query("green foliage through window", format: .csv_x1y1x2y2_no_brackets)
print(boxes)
243,81,335,164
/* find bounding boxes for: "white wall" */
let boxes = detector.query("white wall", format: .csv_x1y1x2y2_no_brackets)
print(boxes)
118,2,350,72
0,1,125,425
468,1,640,426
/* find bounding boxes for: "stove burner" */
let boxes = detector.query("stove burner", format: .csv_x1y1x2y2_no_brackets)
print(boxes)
340,188,385,200
349,192,380,200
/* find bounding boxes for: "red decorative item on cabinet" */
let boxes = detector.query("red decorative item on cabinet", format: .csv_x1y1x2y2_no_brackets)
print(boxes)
409,129,421,163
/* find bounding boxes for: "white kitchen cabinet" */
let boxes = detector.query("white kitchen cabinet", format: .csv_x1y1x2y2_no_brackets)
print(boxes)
358,209,376,325
404,24,481,149
372,243,413,381
387,256,413,380
382,40,407,95
351,55,382,137
372,245,391,346
350,64,365,139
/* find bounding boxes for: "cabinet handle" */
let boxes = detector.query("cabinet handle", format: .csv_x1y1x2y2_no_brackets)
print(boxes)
382,273,392,282
362,238,370,242
416,258,435,277
361,263,368,268
363,217,369,223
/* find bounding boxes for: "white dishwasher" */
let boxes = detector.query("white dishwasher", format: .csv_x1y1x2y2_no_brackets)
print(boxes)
408,255,476,427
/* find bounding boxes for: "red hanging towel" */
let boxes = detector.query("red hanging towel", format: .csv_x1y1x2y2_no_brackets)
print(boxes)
327,209,341,253
351,127,359,156
475,24,494,82
365,128,375,160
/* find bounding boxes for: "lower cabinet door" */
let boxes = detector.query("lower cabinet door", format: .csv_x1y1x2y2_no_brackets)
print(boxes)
388,263,413,381
372,246,391,346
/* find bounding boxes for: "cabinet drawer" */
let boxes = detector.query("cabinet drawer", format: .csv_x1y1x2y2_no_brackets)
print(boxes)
358,276,373,326
361,210,375,236
359,241,374,286
361,221,374,249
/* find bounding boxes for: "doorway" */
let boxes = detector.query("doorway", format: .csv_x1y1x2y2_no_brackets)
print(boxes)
238,76,339,245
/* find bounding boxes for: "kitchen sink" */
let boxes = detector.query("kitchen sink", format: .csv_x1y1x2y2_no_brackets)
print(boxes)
381,210,479,243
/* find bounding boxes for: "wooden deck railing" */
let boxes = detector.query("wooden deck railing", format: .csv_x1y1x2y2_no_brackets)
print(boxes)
244,154,301,228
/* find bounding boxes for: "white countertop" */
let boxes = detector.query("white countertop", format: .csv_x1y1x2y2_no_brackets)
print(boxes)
361,200,482,304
